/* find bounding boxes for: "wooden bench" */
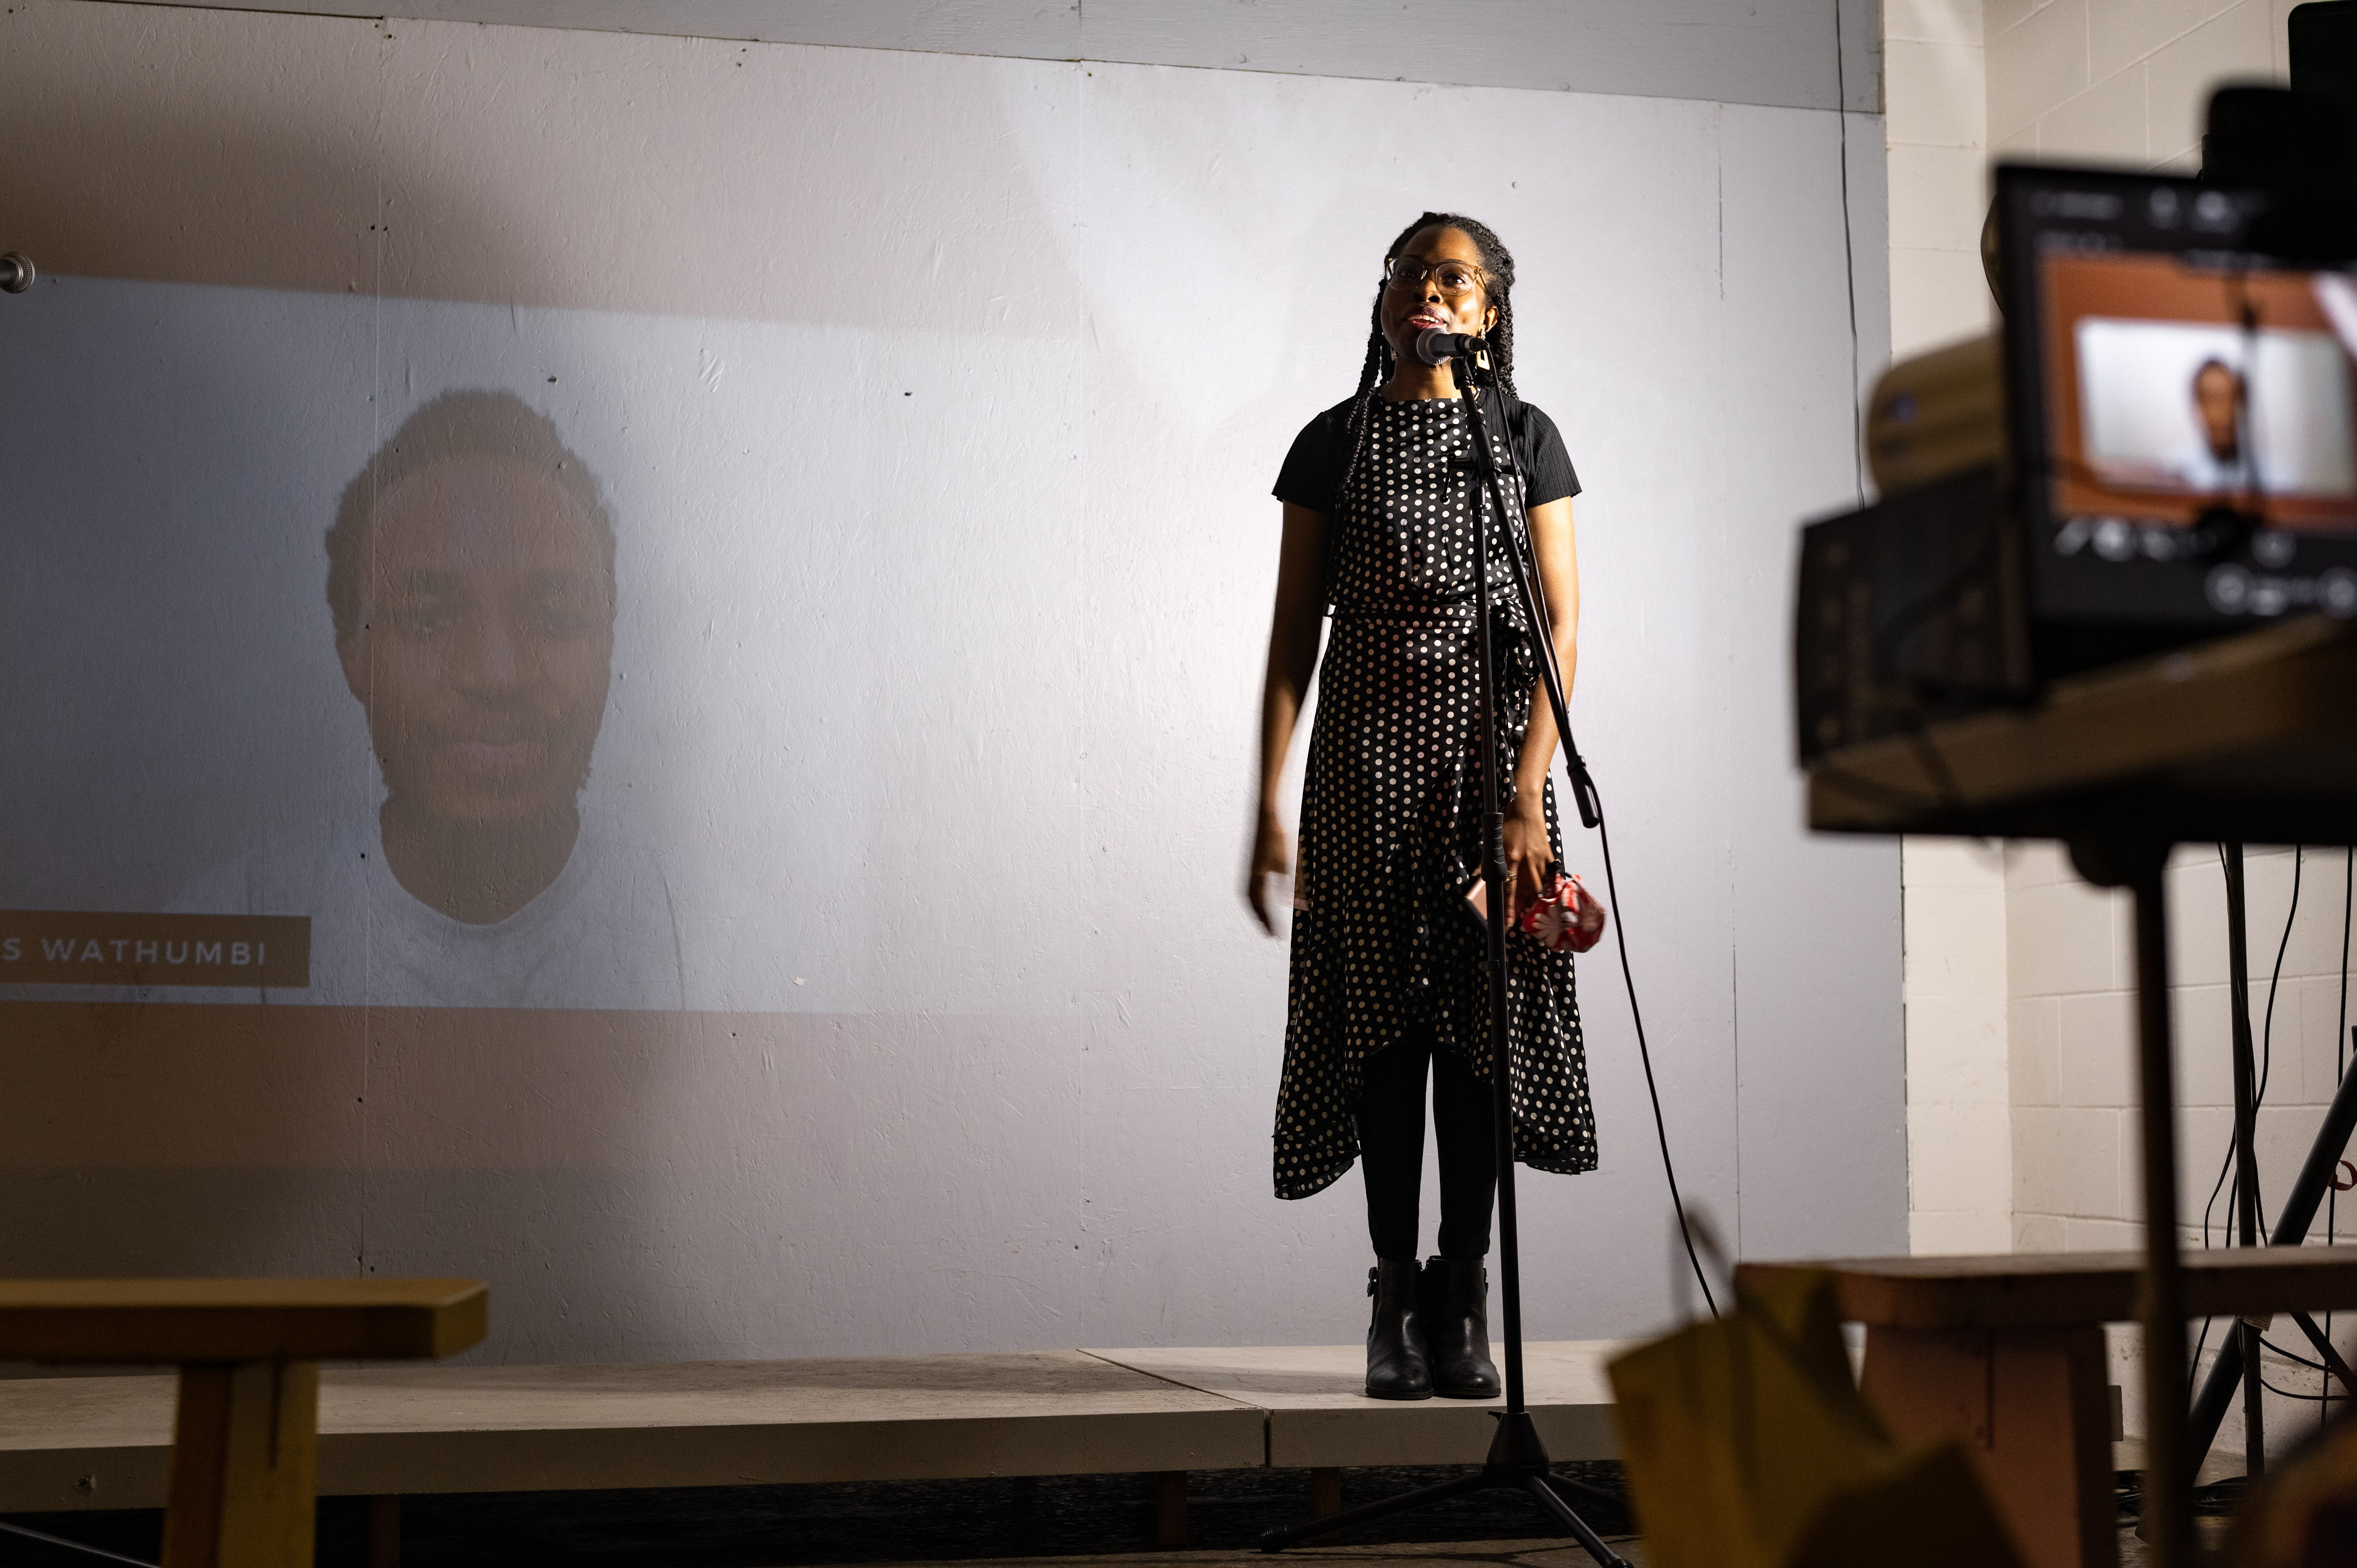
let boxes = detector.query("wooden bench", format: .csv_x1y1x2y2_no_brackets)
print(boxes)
1737,1248,2357,1568
0,1279,486,1568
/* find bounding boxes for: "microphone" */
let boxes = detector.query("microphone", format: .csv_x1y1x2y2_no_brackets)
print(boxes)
1414,326,1484,367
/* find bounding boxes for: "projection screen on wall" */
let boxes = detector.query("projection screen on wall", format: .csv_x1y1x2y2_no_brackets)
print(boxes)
1,283,1087,1015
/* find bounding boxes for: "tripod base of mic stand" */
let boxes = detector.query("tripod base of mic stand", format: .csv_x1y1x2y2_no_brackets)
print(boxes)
1255,1410,1632,1567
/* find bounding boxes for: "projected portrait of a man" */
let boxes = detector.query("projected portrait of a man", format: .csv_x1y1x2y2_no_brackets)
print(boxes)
2181,357,2249,490
328,392,617,925
171,389,685,1007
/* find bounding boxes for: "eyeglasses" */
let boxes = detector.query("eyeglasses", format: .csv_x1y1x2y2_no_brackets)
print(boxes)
1383,256,1487,297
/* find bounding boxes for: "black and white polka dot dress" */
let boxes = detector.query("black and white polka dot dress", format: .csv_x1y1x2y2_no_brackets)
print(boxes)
1272,393,1597,1201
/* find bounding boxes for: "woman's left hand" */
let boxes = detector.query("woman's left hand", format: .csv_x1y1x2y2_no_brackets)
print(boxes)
1501,802,1553,929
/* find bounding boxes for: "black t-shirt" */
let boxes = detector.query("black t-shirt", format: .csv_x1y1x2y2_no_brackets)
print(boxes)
1272,392,1581,514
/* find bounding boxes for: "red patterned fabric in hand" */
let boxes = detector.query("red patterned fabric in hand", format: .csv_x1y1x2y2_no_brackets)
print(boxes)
1520,870,1606,953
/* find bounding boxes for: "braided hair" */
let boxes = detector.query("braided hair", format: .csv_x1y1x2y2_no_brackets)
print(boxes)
1331,212,1520,522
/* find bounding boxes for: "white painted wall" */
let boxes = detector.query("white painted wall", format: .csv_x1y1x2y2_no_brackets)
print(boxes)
120,0,1886,113
0,0,1902,1366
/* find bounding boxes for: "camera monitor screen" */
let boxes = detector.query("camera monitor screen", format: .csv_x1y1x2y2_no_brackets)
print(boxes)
1999,164,2357,627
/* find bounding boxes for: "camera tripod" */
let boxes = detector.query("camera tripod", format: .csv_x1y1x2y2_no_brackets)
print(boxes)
1257,343,1629,1568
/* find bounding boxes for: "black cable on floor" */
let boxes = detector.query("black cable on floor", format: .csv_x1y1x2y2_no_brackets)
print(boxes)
2194,853,2236,1398
2329,848,2353,1420
2259,1333,2338,1375
0,1520,156,1568
2190,850,2312,1417
2203,850,2238,1252
2255,849,2305,1146
2201,848,2303,1246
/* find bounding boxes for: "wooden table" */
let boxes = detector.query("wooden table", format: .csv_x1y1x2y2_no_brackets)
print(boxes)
1804,615,2357,1568
0,1279,486,1568
1739,1249,2357,1568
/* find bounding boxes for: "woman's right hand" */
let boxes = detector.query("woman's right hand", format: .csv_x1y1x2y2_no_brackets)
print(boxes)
1245,809,1293,936
1250,503,1327,938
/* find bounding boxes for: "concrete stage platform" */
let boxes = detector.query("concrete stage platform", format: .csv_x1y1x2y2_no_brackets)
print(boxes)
1092,1344,1617,1471
0,1343,1628,1514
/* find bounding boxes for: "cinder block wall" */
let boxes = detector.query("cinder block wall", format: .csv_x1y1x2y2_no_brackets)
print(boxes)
1884,0,2009,1257
1988,0,2296,167
1988,0,2325,1458
1890,0,2346,1451
1886,0,1996,359
2005,841,2357,1265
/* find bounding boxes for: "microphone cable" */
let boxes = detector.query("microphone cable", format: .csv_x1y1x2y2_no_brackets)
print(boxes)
1588,774,1718,1318
1832,0,1864,508
1464,358,1720,1319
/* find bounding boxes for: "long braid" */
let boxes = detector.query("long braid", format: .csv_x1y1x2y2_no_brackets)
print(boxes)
1315,324,1388,608
1331,289,1391,534
1486,291,1518,399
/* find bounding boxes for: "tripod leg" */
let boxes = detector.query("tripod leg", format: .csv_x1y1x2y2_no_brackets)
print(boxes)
1256,1468,1491,1552
1542,1469,1623,1513
2288,1309,2357,1397
1525,1474,1631,1568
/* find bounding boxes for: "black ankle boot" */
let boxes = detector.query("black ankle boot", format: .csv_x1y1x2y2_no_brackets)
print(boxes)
1364,1259,1432,1400
1420,1256,1500,1399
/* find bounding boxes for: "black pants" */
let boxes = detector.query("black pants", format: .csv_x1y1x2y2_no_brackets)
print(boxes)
1357,1029,1497,1263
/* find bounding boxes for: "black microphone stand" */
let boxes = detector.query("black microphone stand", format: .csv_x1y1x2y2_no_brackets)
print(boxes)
1258,344,1624,1566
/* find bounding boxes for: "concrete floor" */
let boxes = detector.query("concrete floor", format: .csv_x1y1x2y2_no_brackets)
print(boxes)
0,1504,2213,1568
0,1464,1642,1568
0,1453,2248,1567
810,1542,1649,1568
890,1521,2191,1568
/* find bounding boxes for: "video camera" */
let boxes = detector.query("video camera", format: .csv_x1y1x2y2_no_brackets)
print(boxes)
1796,1,2357,761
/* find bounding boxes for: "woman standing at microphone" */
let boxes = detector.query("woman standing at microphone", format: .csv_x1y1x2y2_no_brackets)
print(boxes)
1245,213,1595,1401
